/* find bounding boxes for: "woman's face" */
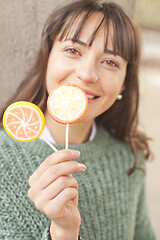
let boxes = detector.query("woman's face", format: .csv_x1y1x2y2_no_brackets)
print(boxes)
46,13,127,122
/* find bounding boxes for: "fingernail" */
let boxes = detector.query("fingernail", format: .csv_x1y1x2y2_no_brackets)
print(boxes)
79,163,87,170
71,150,80,157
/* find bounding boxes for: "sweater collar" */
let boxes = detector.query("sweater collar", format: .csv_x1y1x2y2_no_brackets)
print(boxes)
39,121,97,144
23,125,111,159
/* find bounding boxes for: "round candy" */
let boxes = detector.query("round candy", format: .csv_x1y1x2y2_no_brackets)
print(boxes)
3,101,45,142
47,84,88,124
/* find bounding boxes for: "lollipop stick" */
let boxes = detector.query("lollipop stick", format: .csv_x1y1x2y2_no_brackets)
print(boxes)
65,124,69,149
41,136,58,152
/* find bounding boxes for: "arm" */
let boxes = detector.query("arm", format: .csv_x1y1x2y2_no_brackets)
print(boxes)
0,130,85,239
42,227,82,240
134,175,156,240
28,149,86,240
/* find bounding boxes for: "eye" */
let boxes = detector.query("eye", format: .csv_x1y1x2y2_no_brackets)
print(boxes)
65,48,80,56
103,59,119,68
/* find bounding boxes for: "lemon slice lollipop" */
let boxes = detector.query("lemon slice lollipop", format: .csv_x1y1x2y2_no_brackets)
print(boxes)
47,84,88,124
3,101,45,142
47,84,88,149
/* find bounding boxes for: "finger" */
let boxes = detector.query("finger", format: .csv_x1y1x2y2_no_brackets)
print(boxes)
33,160,86,190
29,149,80,186
44,187,78,219
44,176,78,200
28,176,78,202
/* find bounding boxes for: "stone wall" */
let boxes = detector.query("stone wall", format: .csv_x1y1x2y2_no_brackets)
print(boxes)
0,0,134,108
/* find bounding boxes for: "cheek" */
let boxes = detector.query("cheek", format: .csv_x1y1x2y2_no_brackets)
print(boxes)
46,56,71,93
48,56,69,79
102,68,126,96
102,78,123,98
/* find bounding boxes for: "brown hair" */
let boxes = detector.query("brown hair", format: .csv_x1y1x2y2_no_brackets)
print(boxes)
0,0,150,174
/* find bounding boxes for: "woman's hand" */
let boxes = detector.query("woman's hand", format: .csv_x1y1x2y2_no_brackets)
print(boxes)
28,149,86,240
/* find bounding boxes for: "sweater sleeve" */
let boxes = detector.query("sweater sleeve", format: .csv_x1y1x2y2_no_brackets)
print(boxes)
134,175,156,239
0,130,51,239
41,227,83,240
41,227,50,240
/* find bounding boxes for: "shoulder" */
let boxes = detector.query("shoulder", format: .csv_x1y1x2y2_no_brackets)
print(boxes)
0,127,53,170
0,128,10,143
0,127,52,156
0,128,16,155
0,129,28,176
0,128,26,157
0,129,46,177
97,126,146,171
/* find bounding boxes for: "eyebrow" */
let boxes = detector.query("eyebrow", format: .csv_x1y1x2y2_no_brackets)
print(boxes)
105,49,117,56
64,38,87,47
63,38,118,56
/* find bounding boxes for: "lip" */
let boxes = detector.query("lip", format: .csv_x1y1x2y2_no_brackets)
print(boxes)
83,89,99,97
62,83,100,102
83,89,100,103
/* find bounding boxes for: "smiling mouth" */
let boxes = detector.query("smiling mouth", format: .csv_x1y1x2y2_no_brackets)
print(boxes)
86,94,99,100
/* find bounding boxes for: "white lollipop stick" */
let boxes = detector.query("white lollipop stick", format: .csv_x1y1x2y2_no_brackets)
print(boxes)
65,124,69,149
41,135,58,152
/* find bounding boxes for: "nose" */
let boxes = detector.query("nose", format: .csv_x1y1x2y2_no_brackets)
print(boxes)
75,58,98,83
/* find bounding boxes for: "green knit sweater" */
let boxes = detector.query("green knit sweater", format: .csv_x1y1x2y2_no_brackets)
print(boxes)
0,127,156,240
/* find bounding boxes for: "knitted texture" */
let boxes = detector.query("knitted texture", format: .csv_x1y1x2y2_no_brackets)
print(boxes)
0,127,156,240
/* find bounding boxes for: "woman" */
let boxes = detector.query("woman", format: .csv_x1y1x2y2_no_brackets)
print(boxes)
0,0,156,239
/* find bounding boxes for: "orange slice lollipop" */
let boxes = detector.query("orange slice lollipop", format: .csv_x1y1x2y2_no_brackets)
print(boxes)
47,84,88,124
3,101,45,142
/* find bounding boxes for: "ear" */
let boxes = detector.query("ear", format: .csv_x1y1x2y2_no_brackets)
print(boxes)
119,84,125,94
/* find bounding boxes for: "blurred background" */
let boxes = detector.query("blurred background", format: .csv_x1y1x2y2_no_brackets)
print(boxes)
0,0,160,238
134,0,160,239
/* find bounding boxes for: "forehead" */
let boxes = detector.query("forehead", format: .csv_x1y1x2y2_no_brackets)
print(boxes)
59,12,114,51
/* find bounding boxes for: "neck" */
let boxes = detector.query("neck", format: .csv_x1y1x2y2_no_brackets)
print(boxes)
44,110,93,145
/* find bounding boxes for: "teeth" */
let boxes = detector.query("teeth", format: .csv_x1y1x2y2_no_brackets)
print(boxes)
86,94,95,99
